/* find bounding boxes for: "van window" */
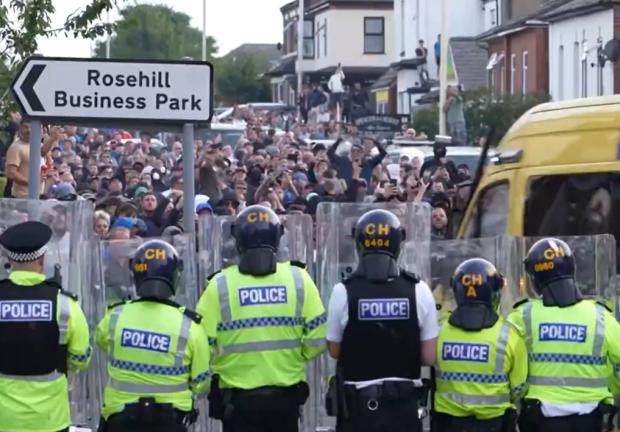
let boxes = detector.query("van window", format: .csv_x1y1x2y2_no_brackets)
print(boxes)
465,182,509,238
524,173,620,239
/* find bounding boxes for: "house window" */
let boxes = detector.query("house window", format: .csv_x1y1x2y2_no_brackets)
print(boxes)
510,54,516,94
573,41,580,98
490,8,496,26
500,62,505,94
558,45,564,100
303,19,314,59
364,17,385,54
506,0,513,19
316,22,320,58
522,51,528,95
324,19,327,56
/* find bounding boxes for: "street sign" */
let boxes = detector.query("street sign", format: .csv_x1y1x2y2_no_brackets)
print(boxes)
352,114,409,132
12,57,213,124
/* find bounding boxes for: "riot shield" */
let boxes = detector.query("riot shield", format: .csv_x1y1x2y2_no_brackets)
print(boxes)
429,236,522,322
313,202,431,432
0,198,99,427
518,234,617,300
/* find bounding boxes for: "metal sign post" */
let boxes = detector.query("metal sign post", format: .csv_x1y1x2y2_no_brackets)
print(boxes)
12,56,214,233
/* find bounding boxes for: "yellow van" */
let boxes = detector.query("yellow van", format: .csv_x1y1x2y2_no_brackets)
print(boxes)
457,95,620,247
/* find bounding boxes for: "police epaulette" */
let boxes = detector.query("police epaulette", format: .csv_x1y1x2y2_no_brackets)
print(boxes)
290,260,307,269
182,308,202,324
59,289,78,301
107,300,126,310
402,270,420,284
205,270,222,283
595,299,613,313
512,298,530,310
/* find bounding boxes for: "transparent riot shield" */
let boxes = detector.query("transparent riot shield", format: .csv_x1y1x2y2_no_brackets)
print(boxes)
429,236,522,322
313,202,431,432
197,214,315,285
0,198,99,427
195,213,314,432
518,234,617,300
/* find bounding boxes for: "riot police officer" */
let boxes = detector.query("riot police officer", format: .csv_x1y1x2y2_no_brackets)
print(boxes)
510,238,620,432
96,240,211,432
196,205,326,432
0,221,91,432
325,209,438,432
434,258,527,432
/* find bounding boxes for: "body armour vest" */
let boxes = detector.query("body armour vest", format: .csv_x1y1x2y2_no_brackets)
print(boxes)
339,272,421,381
0,279,67,375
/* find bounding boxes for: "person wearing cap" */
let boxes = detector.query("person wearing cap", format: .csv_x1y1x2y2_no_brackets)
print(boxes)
48,182,77,201
433,258,526,432
196,201,213,217
0,221,91,432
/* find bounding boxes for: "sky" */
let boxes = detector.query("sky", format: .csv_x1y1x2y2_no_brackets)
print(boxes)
36,0,290,58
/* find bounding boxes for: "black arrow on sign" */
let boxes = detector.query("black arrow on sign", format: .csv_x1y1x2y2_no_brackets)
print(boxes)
21,64,45,112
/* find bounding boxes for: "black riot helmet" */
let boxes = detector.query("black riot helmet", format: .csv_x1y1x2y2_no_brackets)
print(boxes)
449,258,504,331
232,205,283,276
352,209,405,282
131,240,183,299
524,238,581,307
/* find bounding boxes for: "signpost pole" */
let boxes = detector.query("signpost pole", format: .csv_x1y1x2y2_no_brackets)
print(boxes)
182,123,195,234
28,119,42,199
439,0,449,135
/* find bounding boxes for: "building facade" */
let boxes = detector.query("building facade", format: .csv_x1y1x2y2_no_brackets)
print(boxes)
268,0,394,105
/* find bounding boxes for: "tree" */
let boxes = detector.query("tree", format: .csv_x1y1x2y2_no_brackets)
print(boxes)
94,4,218,61
215,54,271,104
412,89,550,145
0,0,115,142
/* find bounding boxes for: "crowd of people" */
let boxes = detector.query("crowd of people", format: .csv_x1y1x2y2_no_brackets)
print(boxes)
1,106,473,241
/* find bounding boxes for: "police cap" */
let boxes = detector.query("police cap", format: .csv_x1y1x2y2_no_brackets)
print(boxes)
232,205,283,253
0,221,52,263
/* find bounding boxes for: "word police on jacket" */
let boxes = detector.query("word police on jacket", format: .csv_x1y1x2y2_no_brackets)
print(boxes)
0,300,53,322
539,323,587,342
442,343,490,362
121,328,171,353
239,286,288,306
358,298,409,320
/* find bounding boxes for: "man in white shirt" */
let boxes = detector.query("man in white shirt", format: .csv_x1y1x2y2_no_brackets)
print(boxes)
326,209,438,432
328,64,345,120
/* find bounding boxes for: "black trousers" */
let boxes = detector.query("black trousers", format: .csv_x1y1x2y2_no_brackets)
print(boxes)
337,398,422,432
433,412,506,432
98,408,189,432
222,385,305,432
524,412,603,432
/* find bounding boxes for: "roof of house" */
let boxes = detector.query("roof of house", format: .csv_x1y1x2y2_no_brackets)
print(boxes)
476,0,572,41
450,37,488,90
540,0,620,21
370,67,397,90
266,56,296,77
223,44,281,64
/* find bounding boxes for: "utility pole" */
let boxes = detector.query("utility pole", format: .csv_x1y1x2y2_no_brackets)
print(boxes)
297,0,305,120
439,0,449,135
202,0,207,61
105,9,111,58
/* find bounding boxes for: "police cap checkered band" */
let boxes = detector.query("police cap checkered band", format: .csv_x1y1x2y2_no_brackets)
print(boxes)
5,245,47,262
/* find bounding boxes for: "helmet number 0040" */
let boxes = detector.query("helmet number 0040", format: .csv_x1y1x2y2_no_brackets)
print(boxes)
364,238,390,247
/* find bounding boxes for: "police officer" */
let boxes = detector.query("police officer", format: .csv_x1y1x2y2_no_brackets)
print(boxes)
434,258,527,432
510,238,620,432
196,205,326,432
0,221,91,432
96,240,211,432
325,209,439,432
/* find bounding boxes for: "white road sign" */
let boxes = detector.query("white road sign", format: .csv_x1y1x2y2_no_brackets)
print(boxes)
12,57,213,123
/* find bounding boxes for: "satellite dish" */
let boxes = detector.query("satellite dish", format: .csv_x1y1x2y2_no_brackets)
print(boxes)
604,39,620,62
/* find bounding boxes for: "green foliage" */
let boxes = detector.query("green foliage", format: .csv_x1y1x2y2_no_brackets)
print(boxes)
0,0,115,143
215,54,271,104
412,89,551,145
93,4,218,61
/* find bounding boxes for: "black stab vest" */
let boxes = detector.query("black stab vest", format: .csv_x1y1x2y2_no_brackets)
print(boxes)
339,273,421,381
0,279,67,375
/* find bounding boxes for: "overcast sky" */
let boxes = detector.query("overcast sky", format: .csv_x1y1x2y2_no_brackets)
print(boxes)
36,0,289,58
